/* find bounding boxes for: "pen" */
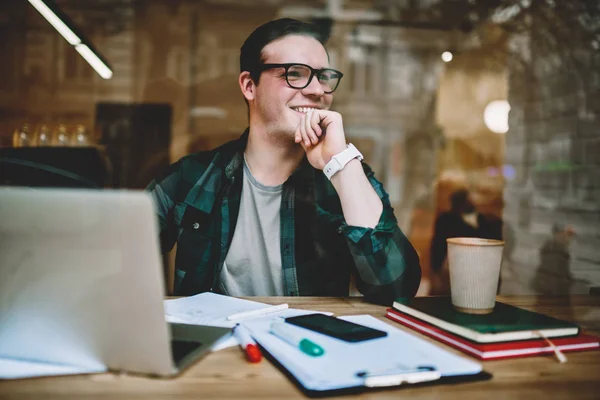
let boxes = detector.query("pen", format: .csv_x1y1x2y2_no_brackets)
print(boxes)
233,324,262,363
226,303,289,321
270,320,324,357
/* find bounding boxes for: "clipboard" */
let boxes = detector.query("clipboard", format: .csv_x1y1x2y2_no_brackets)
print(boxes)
244,315,491,396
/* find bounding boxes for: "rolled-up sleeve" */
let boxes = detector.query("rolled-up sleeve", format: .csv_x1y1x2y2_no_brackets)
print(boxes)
338,169,421,305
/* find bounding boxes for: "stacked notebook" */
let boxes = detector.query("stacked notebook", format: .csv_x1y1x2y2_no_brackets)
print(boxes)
385,297,600,361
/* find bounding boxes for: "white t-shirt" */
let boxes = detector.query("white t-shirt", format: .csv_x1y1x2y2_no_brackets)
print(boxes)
218,158,284,296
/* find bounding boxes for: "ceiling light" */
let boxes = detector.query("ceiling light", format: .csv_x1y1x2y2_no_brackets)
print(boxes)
28,0,81,45
441,51,453,63
27,0,113,79
484,100,511,134
75,44,113,79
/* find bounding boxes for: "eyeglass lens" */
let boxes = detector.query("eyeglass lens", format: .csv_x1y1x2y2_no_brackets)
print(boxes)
286,65,340,92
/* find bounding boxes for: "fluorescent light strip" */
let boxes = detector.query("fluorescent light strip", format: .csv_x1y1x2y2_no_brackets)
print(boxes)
75,44,113,79
28,0,81,45
28,0,113,79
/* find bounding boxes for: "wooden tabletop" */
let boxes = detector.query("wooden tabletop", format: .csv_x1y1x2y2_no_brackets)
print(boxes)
1,296,599,399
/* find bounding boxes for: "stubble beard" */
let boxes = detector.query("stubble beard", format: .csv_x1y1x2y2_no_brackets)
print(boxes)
264,116,299,149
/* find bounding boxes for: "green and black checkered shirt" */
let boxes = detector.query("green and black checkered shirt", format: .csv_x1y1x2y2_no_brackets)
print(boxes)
147,129,421,305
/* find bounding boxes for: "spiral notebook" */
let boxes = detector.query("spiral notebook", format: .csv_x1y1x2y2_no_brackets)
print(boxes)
243,315,488,396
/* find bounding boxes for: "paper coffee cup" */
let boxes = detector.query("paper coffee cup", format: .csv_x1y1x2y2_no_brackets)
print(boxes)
447,237,504,314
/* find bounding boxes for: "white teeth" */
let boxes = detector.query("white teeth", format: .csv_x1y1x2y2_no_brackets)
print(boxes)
294,107,316,113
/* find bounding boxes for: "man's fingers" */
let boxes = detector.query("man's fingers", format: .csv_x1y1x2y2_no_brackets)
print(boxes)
304,110,312,143
294,122,302,143
304,110,319,145
310,110,322,137
297,110,328,148
298,114,311,147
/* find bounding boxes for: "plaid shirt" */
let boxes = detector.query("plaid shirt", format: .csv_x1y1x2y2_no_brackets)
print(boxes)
147,130,421,305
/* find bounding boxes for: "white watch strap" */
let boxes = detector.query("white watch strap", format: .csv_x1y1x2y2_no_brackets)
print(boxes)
323,143,364,180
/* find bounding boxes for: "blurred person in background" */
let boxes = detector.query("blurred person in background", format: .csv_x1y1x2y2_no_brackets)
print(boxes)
146,18,421,305
533,223,576,296
532,223,578,321
429,188,503,294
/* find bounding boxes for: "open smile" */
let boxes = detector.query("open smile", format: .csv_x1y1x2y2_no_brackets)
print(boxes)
291,107,322,114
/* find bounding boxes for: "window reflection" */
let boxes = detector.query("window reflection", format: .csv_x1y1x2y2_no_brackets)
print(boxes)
0,0,597,298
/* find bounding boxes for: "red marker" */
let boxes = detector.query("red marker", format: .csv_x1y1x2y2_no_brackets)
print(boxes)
233,324,262,363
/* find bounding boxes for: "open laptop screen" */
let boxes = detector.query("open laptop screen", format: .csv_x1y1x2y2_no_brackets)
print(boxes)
0,188,175,376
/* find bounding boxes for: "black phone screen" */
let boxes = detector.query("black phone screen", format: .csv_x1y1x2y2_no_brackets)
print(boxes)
285,314,388,343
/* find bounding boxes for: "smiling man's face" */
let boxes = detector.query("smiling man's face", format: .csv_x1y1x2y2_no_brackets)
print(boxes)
249,34,333,140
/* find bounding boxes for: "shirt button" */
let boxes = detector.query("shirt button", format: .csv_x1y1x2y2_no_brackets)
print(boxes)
192,222,200,229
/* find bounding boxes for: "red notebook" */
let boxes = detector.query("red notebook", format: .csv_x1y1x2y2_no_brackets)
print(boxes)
386,308,600,361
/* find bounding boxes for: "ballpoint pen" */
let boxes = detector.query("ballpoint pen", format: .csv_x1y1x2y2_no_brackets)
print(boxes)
270,320,324,357
226,303,289,322
233,324,262,363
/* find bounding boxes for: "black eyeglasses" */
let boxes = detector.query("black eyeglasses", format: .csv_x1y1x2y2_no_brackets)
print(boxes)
258,63,343,94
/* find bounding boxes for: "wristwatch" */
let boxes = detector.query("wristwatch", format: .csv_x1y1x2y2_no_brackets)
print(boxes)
323,143,364,180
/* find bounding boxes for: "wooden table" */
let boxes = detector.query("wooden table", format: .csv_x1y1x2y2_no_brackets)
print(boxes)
1,296,599,399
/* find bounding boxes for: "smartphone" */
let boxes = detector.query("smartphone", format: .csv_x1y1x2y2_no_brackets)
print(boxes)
285,314,388,343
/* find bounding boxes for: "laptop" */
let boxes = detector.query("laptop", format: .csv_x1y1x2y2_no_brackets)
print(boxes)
0,187,230,378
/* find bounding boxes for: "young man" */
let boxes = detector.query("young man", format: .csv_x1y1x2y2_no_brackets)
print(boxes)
147,18,421,305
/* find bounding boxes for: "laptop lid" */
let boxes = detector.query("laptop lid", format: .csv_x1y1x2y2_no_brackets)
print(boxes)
0,187,219,377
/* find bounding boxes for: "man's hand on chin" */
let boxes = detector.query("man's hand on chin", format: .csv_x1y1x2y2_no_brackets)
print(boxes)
294,109,347,170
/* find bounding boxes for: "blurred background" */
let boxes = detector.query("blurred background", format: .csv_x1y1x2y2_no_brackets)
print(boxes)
1,0,598,297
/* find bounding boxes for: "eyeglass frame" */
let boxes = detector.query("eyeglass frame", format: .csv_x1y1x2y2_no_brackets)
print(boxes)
256,63,344,94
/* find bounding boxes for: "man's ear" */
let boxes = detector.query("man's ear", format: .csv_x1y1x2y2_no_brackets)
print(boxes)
239,71,256,101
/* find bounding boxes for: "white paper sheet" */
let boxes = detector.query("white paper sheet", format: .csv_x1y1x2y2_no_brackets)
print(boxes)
164,293,332,351
210,308,336,351
244,315,482,392
164,292,276,328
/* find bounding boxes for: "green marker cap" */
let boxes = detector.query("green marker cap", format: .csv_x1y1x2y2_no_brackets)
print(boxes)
299,338,325,357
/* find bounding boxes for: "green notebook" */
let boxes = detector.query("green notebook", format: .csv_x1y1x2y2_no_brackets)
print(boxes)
393,297,579,343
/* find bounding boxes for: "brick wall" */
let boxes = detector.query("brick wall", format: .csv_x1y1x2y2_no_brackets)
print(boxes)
503,23,600,294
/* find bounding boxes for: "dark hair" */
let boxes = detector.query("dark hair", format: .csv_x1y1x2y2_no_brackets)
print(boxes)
450,189,470,212
240,18,327,84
